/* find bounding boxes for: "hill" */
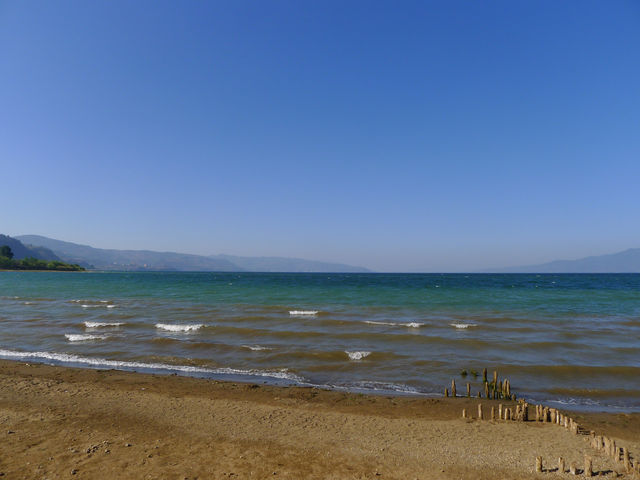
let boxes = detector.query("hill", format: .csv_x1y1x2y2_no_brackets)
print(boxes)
16,235,371,272
490,248,640,273
211,254,370,273
0,234,61,261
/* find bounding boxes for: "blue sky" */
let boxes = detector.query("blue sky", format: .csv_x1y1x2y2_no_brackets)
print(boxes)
1,1,639,272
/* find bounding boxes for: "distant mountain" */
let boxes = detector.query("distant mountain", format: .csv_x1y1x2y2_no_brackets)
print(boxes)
0,234,61,261
211,254,370,273
490,248,640,273
16,235,370,272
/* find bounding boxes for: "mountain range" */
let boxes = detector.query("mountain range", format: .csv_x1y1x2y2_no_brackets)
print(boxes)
4,234,640,272
14,235,370,272
487,248,640,273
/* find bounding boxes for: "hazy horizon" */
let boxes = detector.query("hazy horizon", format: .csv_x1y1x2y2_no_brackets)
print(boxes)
2,1,639,272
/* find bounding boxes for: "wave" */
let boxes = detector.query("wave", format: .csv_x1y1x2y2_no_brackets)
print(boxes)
450,323,477,329
84,321,125,328
364,321,424,328
0,349,305,382
289,310,319,316
345,351,371,360
242,345,271,351
155,323,203,332
65,334,110,342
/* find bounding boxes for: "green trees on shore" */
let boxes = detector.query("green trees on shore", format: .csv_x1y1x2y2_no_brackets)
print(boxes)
0,246,84,271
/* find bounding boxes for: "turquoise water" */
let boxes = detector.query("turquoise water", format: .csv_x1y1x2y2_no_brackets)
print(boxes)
1,271,639,411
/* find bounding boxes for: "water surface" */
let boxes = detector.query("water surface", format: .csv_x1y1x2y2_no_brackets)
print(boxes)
1,271,638,411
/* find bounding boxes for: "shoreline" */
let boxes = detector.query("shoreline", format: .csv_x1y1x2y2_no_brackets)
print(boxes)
1,360,638,479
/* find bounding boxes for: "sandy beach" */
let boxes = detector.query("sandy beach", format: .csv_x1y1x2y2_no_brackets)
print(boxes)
1,361,638,479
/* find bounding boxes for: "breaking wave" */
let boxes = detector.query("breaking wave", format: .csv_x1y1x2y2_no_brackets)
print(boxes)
345,351,371,360
155,323,203,332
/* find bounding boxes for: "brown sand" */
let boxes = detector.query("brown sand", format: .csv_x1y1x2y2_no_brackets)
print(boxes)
0,360,638,479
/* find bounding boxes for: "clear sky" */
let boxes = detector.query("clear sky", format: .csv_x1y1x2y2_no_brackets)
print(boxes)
1,1,639,272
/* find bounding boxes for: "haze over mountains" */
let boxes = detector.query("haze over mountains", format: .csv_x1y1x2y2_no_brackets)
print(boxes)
4,235,640,273
488,248,640,273
15,235,370,272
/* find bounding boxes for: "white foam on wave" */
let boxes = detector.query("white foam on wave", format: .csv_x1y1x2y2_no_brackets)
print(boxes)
345,351,371,360
0,349,304,382
289,310,318,316
364,320,423,328
65,334,110,342
450,323,477,329
84,321,125,328
155,323,203,332
242,345,271,351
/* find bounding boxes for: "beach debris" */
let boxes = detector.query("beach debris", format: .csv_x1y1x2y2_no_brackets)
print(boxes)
535,456,543,473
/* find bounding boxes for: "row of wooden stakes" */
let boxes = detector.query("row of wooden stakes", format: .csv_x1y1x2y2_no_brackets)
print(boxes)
461,400,640,476
461,402,527,421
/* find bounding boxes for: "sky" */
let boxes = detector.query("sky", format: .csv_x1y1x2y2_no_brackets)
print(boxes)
1,1,639,272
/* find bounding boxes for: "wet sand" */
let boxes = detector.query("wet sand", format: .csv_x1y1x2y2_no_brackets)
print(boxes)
0,360,638,479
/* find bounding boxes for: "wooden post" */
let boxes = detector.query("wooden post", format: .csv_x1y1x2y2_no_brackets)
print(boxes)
462,408,467,419
484,381,489,398
558,457,565,474
477,391,481,398
491,406,495,420
611,441,617,461
506,380,510,397
522,402,528,422
535,456,542,473
584,455,593,477
444,387,448,397
478,403,483,420
451,379,456,397
569,462,577,475
505,408,511,421
498,403,503,420
542,407,548,422
466,382,470,397
623,448,631,473
493,370,497,385
482,367,487,383
535,405,540,422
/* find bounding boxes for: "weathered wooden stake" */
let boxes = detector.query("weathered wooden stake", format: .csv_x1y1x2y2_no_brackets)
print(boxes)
462,408,467,419
535,456,542,473
444,387,448,397
522,402,528,422
569,462,577,475
584,455,593,477
484,381,489,398
505,408,511,421
491,406,495,420
482,367,487,383
466,382,470,397
558,457,565,474
623,447,631,473
535,405,540,421
478,403,483,420
477,391,481,398
493,370,497,385
451,379,456,397
498,403,503,420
